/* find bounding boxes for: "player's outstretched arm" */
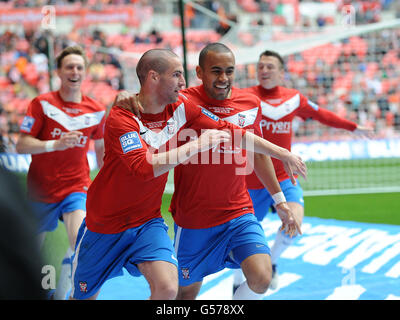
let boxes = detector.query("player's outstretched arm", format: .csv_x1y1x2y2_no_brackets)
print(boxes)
151,129,231,177
241,131,307,184
252,153,301,237
16,131,83,155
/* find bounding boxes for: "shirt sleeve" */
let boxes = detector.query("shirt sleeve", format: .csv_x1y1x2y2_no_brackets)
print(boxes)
297,94,357,131
19,98,44,137
90,113,106,140
106,109,154,181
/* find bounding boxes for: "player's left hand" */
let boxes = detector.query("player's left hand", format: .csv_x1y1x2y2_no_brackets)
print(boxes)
275,202,302,237
282,151,307,185
112,91,143,117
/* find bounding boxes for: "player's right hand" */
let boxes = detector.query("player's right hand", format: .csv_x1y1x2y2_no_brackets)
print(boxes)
275,202,302,237
112,91,143,117
197,129,231,153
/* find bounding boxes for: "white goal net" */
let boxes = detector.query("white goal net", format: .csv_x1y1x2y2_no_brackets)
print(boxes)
222,18,400,196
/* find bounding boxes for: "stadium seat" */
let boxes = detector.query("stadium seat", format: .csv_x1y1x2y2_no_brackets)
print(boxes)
238,0,259,13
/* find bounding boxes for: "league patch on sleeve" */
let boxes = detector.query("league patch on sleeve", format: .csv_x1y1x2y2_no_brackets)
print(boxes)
119,131,143,153
307,99,319,111
201,108,219,121
20,116,35,132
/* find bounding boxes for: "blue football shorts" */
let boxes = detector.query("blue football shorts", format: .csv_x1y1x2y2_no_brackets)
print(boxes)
71,217,178,299
248,178,304,222
29,192,87,234
174,213,270,286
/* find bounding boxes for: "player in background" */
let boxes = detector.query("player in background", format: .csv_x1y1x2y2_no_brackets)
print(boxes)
233,50,373,290
70,49,235,300
114,43,307,300
16,45,106,300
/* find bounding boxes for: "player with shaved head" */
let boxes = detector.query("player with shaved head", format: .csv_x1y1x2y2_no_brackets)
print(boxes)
114,43,307,300
70,49,235,300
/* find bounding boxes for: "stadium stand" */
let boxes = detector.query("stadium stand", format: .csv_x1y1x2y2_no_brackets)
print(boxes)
0,0,399,155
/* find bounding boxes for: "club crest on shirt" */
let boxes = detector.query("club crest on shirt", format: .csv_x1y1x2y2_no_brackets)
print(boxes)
238,113,246,127
166,119,177,135
79,281,88,293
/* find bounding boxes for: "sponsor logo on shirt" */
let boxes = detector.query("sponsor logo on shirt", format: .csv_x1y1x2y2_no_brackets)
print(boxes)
201,108,219,121
307,99,319,111
50,127,88,147
260,119,291,134
119,131,142,153
139,128,149,135
20,116,35,132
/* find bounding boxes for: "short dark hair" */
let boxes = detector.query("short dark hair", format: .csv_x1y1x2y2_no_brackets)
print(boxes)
136,49,179,85
55,45,88,69
259,50,285,69
198,42,234,68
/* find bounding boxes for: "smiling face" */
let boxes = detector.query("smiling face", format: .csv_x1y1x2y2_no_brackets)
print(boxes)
196,50,235,100
257,55,284,89
56,53,86,93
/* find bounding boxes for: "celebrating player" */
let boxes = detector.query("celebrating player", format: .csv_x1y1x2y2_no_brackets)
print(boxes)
70,49,239,300
114,43,307,300
16,45,106,299
235,50,373,290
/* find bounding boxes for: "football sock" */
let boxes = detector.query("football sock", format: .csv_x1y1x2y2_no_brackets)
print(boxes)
53,247,73,300
233,269,245,286
270,228,298,265
232,280,264,300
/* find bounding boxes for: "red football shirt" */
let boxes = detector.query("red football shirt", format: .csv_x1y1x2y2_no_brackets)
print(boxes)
244,85,357,188
20,91,106,203
86,96,242,234
170,85,263,229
